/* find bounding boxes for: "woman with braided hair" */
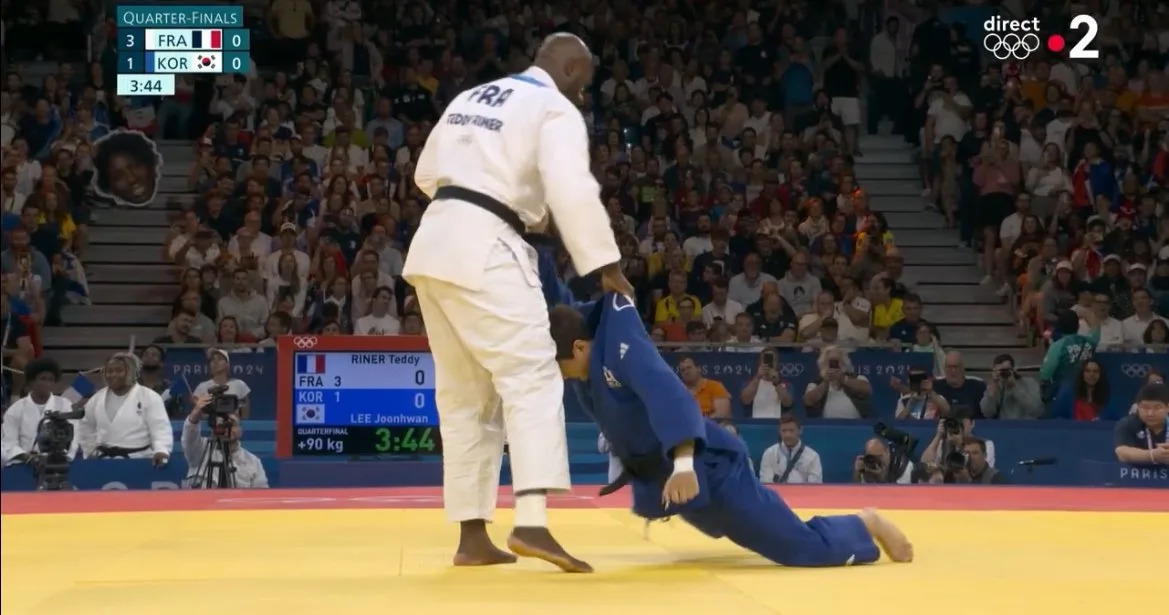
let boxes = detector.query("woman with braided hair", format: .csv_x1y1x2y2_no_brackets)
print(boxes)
76,352,172,465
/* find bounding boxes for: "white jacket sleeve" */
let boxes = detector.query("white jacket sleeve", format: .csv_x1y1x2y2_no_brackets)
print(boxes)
537,101,621,276
413,126,442,199
805,450,824,484
1,402,27,463
78,395,99,458
181,419,205,469
142,390,174,455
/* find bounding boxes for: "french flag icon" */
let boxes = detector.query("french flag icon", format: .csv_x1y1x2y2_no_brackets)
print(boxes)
297,354,326,374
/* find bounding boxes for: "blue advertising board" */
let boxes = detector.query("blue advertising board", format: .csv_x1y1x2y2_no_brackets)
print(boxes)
162,347,1166,422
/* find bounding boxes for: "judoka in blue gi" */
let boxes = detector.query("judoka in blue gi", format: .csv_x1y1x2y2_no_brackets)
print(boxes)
541,284,915,567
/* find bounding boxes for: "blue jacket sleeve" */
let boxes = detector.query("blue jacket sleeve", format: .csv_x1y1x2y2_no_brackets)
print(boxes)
535,241,597,313
604,293,705,456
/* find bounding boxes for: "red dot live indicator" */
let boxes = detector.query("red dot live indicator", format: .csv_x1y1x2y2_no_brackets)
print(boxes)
1047,34,1066,52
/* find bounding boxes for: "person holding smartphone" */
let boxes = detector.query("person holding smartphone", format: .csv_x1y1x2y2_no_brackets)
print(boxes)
741,350,794,418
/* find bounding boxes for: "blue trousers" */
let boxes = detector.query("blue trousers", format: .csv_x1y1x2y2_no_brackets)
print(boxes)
679,451,881,567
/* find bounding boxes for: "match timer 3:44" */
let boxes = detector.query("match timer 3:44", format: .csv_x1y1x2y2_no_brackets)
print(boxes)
294,426,442,457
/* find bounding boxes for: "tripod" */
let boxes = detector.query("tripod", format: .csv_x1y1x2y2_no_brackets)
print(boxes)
192,421,237,489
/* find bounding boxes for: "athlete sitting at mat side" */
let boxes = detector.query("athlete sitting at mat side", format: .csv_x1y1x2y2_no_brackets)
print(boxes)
547,295,914,567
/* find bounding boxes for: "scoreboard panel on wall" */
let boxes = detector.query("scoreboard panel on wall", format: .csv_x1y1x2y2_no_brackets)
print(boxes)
115,4,251,97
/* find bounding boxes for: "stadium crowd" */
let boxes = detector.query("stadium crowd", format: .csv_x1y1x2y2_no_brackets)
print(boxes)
3,0,1169,480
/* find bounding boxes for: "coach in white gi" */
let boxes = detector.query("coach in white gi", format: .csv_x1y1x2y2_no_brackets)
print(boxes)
403,33,633,573
78,353,173,465
1,358,79,466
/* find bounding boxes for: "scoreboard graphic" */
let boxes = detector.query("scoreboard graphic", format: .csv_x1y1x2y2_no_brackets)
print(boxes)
115,4,251,97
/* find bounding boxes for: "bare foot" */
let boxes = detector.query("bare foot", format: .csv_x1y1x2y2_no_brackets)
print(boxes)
860,508,914,563
452,519,517,566
452,546,518,567
507,527,594,573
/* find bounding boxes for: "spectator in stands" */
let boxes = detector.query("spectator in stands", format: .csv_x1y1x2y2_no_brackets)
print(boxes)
183,393,268,489
728,252,775,307
1122,288,1168,345
932,351,986,411
758,415,822,484
1143,319,1169,349
267,252,308,318
1052,359,1117,421
191,348,252,418
136,344,179,414
1113,383,1169,466
154,310,202,345
1079,293,1124,350
741,350,794,419
725,312,764,352
354,286,399,335
803,346,872,419
797,291,836,344
1,357,76,465
677,356,730,419
700,278,743,326
777,250,820,317
894,367,950,420
1040,310,1099,396
218,267,269,340
980,354,1044,420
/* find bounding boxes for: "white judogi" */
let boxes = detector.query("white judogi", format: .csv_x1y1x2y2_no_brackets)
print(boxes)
78,384,173,459
403,66,620,522
1,394,80,465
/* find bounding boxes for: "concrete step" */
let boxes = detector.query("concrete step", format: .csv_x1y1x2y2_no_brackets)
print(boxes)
42,327,166,348
890,230,959,248
925,304,1014,326
854,150,913,165
87,264,177,284
88,283,176,304
885,212,945,230
937,325,1022,348
56,349,125,373
62,304,171,326
916,285,1001,305
868,195,926,213
159,175,190,193
857,135,913,152
93,208,171,227
854,164,919,181
861,179,921,197
86,244,166,264
91,226,166,246
897,247,976,266
909,265,983,285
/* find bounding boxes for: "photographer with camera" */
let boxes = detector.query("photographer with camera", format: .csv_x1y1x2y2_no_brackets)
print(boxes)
979,354,1043,420
1,357,78,466
77,353,173,465
920,406,996,470
191,348,251,418
894,367,951,419
183,392,268,489
852,437,914,484
741,349,795,418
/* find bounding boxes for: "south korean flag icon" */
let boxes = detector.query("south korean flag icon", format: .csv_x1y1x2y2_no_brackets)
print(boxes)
296,404,325,424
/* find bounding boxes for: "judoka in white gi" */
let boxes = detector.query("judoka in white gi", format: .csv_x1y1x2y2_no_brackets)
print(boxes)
1,358,79,466
402,33,634,573
78,353,173,465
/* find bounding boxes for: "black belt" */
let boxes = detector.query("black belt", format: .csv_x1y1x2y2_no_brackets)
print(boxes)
95,444,151,459
434,186,525,235
599,450,669,497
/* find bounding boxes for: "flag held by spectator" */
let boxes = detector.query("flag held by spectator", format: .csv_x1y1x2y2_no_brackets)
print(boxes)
61,373,97,405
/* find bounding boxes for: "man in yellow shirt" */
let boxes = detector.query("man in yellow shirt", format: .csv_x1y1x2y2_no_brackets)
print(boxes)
654,270,702,324
868,276,903,340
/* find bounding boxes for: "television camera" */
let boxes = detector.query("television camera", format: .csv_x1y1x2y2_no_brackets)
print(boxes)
34,404,86,491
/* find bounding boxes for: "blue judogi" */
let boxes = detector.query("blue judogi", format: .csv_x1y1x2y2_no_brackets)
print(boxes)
535,243,879,566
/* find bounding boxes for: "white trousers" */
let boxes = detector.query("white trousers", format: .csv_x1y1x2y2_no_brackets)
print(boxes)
412,241,570,523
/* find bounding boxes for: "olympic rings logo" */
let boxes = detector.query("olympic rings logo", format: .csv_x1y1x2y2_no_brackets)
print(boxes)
1120,363,1152,379
777,363,805,378
983,32,1040,61
293,336,319,349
